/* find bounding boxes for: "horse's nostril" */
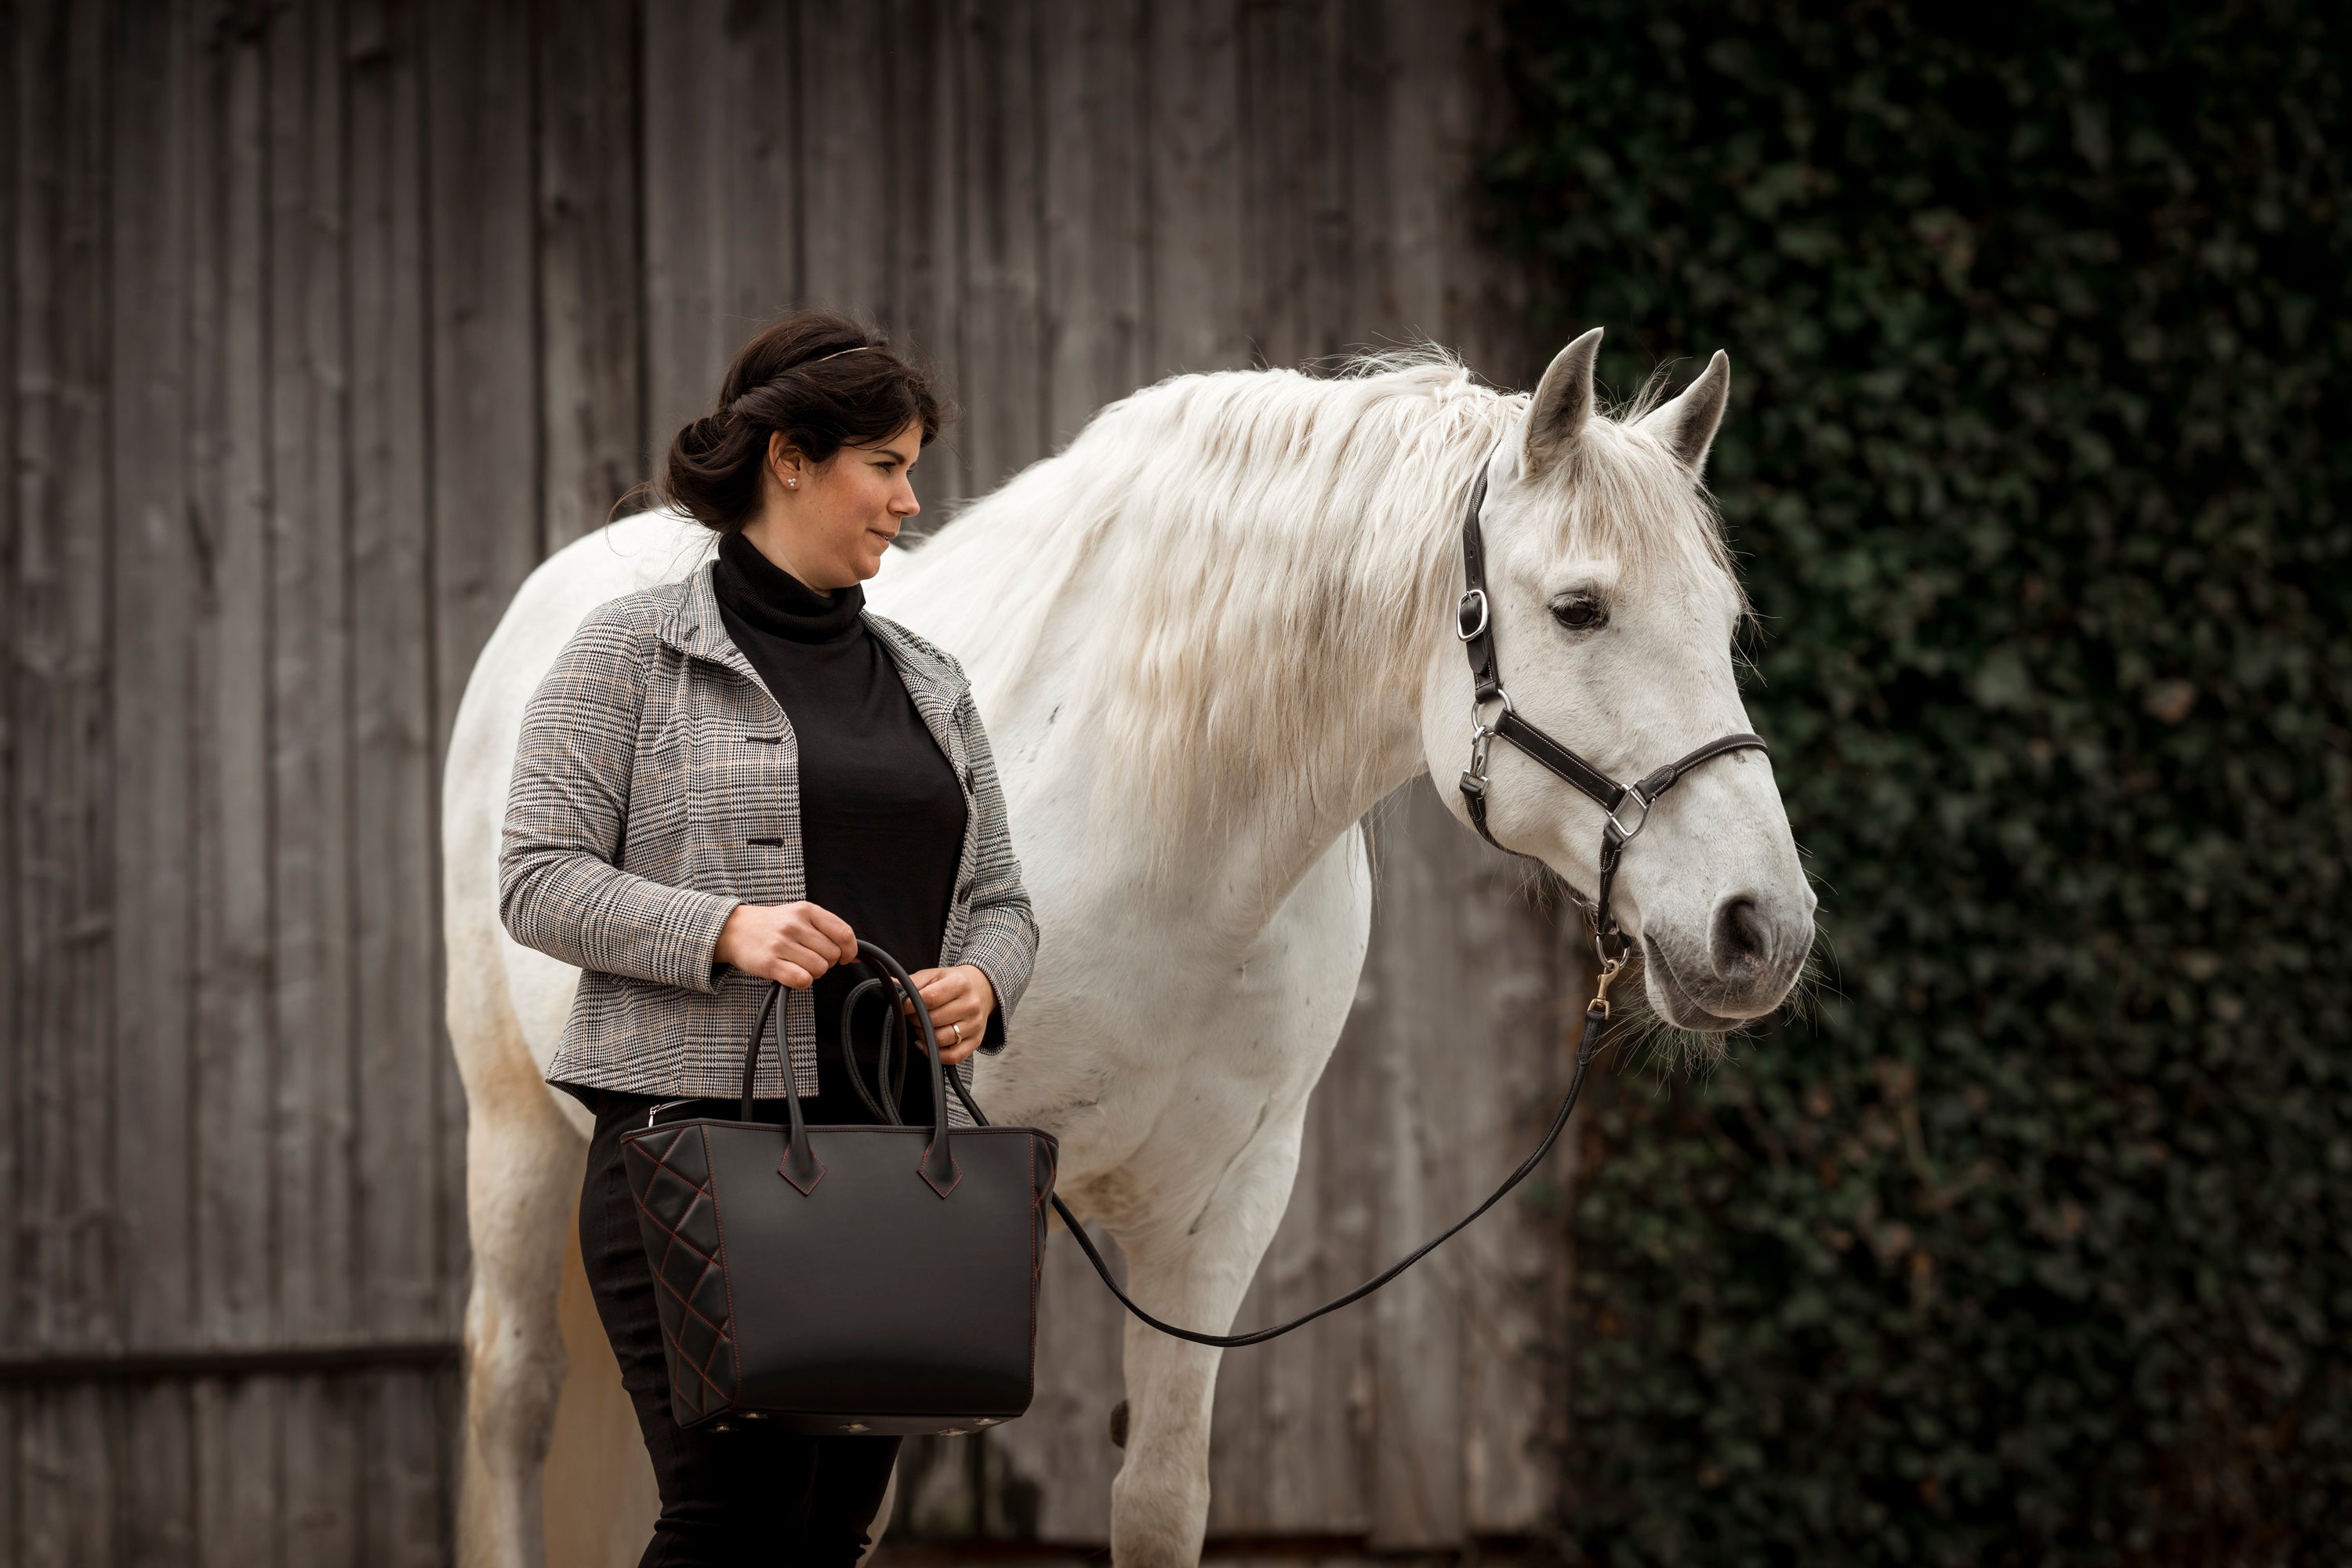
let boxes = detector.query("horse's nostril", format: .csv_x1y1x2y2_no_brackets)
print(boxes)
1711,895,1769,975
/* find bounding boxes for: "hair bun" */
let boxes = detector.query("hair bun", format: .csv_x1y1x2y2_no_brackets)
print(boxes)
659,310,950,535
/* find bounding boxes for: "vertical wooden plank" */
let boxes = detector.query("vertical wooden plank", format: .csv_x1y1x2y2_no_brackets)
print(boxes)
268,2,364,1555
0,0,23,1409
16,1388,114,1567
0,1398,16,1568
640,0,800,448
1038,0,1145,443
111,0,197,1391
1364,789,1470,1550
425,0,538,731
1427,813,1566,1536
719,0,800,334
280,1377,361,1567
535,0,644,546
26,0,151,1561
0,16,15,1555
1392,0,1531,384
193,1378,278,1568
953,0,1047,488
884,0,963,515
115,1384,196,1567
426,0,539,1332
350,29,458,1543
1142,0,1248,379
362,1368,452,1568
269,0,354,1354
16,0,120,1354
181,0,278,1555
347,0,440,1348
635,0,720,450
797,0,889,318
2,19,21,1546
1236,0,1341,368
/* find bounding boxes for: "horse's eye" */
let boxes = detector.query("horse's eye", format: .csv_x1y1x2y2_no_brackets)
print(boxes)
1551,596,1606,631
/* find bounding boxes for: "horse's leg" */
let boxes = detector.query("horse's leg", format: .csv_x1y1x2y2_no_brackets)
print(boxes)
859,1465,899,1567
1108,1110,1309,1568
452,942,586,1568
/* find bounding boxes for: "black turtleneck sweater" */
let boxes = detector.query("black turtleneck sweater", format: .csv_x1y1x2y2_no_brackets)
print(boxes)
712,528,967,1124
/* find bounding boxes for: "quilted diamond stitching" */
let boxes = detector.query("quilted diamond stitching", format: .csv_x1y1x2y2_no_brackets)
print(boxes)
624,1128,739,1416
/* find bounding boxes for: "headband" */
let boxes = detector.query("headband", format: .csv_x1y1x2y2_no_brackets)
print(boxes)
724,345,887,417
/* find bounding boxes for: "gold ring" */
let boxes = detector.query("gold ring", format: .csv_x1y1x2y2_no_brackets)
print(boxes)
950,1022,964,1046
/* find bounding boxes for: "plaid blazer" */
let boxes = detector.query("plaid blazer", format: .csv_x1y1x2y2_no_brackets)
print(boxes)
499,561,1038,1111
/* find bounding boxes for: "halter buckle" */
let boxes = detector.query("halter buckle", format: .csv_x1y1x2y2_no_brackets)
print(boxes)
1603,786,1654,844
1461,688,1513,788
1455,589,1489,641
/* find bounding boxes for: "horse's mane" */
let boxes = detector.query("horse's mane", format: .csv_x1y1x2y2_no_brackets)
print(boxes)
893,349,1733,847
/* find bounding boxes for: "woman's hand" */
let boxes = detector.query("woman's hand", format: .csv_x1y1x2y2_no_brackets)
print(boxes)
714,901,856,989
900,964,996,1064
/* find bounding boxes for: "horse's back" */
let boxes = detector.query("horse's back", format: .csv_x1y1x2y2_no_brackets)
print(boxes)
444,509,712,1096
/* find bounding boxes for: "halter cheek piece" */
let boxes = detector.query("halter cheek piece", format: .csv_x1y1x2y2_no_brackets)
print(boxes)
1453,459,1767,993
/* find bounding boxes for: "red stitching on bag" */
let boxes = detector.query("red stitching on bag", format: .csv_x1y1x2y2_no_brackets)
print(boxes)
699,1124,742,1401
624,1128,738,1403
627,1138,724,1269
657,1315,736,1410
625,1147,735,1350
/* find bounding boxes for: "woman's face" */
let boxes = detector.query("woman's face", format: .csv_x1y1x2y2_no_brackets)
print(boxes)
750,420,924,590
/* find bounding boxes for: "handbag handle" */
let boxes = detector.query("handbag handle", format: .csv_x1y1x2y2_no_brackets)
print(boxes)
736,939,959,1197
838,978,908,1125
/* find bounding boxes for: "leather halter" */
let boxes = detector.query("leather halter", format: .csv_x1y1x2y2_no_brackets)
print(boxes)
1452,459,1767,972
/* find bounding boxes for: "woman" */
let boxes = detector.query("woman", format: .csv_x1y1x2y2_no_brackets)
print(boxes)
497,310,1038,1565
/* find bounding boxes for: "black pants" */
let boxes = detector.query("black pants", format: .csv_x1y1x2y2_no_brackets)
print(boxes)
579,1072,920,1566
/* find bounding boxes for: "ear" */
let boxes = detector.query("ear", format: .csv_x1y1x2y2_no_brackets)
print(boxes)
768,430,805,485
1637,350,1730,474
1522,328,1603,478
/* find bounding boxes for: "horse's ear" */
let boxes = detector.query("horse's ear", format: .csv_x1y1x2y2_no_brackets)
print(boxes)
1637,350,1730,474
1523,328,1603,478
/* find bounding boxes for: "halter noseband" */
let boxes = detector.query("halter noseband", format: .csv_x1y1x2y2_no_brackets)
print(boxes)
1454,458,1767,993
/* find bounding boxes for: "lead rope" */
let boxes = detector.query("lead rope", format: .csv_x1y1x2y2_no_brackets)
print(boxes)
941,958,1624,1349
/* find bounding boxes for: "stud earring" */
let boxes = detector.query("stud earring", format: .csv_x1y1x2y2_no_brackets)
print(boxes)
787,477,797,488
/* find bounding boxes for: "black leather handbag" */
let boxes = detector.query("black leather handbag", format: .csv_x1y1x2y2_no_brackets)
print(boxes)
619,941,1058,1435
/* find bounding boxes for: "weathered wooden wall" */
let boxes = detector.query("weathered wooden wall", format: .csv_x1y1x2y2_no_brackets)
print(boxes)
2,1,1573,1560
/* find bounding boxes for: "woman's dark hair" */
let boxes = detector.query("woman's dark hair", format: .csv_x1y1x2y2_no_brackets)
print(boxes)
659,310,952,534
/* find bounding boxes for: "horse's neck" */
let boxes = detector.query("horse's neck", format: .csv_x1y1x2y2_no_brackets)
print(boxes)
882,535,1439,933
877,368,1513,931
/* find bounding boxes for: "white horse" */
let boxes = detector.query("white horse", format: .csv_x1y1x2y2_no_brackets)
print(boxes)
444,331,1815,1567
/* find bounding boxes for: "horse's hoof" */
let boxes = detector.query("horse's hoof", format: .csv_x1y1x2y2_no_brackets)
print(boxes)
1109,1399,1129,1449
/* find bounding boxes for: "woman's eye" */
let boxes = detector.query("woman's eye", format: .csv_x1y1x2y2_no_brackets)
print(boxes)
1551,597,1606,630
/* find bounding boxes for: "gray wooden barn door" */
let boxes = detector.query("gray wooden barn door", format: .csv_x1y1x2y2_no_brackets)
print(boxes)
2,0,524,1557
3,0,1572,1559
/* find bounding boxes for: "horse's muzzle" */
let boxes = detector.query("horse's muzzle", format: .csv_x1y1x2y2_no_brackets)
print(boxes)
1641,891,1811,1030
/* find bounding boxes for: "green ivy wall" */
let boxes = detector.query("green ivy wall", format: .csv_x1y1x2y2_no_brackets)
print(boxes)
1490,4,2350,1562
